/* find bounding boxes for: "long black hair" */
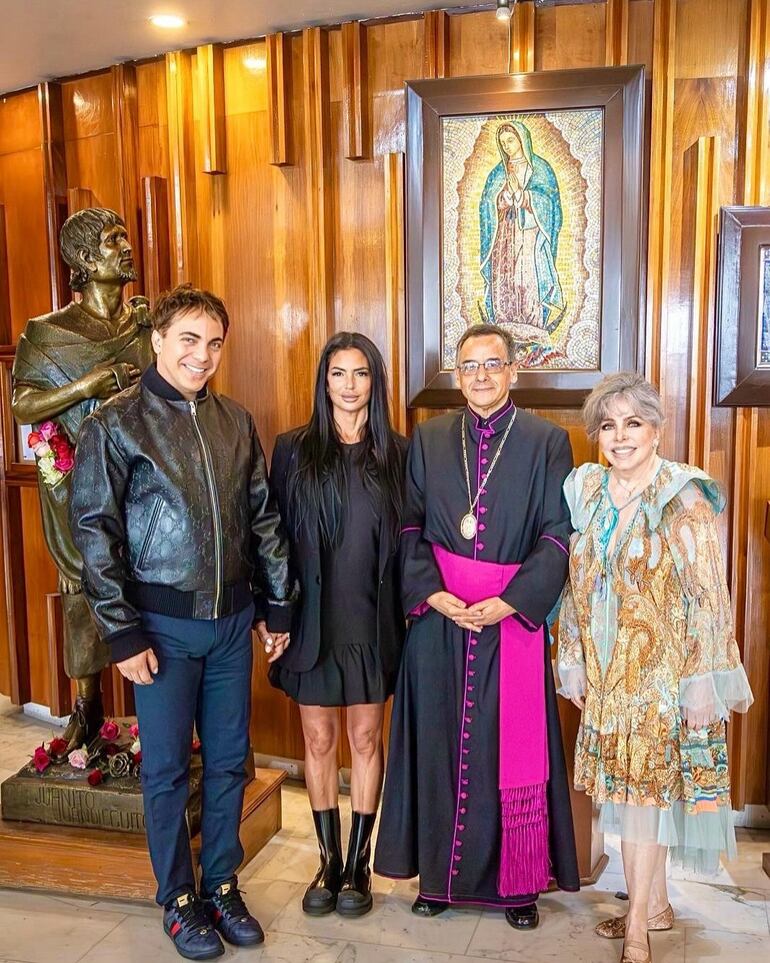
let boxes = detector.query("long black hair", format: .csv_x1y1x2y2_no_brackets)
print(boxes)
286,331,403,547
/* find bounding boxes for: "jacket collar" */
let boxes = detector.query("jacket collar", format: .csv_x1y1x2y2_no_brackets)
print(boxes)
141,363,209,402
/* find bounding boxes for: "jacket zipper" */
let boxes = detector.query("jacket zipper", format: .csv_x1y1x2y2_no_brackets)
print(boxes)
189,400,223,618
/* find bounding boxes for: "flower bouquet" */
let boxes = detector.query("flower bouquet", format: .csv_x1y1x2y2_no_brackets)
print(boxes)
27,421,75,487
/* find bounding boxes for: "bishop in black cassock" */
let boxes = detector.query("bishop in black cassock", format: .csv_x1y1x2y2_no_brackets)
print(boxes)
374,326,579,929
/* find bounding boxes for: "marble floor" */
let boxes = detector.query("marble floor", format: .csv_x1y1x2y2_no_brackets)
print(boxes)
0,696,768,962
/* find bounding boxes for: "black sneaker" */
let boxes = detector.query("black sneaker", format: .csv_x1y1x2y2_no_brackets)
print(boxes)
163,892,224,961
204,878,265,946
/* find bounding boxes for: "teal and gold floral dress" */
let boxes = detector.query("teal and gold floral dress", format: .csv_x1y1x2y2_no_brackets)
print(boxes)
557,460,753,873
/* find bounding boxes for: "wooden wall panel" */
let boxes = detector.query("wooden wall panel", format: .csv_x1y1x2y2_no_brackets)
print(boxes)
0,0,769,812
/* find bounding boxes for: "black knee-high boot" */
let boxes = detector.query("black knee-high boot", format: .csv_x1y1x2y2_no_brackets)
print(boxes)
336,811,376,917
302,808,343,916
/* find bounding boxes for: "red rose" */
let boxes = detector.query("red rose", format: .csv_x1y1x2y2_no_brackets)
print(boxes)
99,719,121,742
53,452,75,473
48,436,69,454
104,743,120,757
33,745,51,773
27,432,41,447
87,769,103,787
132,750,142,764
191,739,201,753
48,737,68,755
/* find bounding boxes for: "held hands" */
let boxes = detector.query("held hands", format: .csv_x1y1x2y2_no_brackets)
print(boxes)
116,648,158,685
255,620,290,663
427,592,514,632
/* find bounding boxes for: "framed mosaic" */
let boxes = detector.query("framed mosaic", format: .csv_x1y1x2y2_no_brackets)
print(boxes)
714,206,770,406
406,66,646,408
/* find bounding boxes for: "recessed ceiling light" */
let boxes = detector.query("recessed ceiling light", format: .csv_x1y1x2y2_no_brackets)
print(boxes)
149,14,186,29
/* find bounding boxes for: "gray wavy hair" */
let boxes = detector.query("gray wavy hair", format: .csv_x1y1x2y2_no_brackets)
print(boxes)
582,372,664,440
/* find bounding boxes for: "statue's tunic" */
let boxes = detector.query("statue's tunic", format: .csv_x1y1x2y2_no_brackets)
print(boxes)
12,298,153,675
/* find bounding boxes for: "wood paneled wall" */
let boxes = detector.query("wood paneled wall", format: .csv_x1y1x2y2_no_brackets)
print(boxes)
0,0,768,807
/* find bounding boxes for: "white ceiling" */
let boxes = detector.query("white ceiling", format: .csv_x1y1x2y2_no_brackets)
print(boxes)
0,0,486,95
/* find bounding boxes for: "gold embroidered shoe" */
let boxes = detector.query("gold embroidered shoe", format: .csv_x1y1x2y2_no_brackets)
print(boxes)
595,904,673,939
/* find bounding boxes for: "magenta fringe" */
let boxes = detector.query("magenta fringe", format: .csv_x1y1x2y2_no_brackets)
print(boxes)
497,782,551,897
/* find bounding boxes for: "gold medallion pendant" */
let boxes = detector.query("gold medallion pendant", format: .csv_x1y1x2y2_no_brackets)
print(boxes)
460,512,477,540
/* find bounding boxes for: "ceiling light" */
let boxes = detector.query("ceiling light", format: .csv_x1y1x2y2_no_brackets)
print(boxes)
496,0,513,22
149,14,186,29
243,55,266,72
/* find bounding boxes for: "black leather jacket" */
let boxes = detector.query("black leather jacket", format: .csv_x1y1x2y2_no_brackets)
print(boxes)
70,365,295,662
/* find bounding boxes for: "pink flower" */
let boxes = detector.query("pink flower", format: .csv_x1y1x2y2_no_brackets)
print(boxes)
53,452,75,473
33,745,51,773
99,719,121,742
38,421,57,441
68,747,88,769
128,722,139,739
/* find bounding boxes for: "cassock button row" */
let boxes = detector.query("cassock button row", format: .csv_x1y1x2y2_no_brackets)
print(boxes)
470,638,478,646
480,506,487,514
477,543,485,551
481,458,489,466
479,523,486,532
452,870,459,876
463,732,470,739
460,807,467,813
482,443,489,451
469,654,476,661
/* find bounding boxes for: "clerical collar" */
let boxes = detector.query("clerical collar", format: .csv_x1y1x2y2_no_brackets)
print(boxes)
141,363,209,403
466,397,514,432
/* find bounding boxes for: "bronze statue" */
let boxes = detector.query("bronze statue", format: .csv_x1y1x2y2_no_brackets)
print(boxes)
12,208,154,753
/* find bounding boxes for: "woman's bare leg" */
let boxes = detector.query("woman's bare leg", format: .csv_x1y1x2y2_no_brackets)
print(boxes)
346,703,385,814
300,705,340,810
622,839,665,960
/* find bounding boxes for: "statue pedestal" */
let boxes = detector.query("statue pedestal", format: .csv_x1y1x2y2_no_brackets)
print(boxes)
0,769,285,901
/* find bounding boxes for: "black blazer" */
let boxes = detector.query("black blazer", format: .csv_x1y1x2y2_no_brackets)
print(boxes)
268,428,408,678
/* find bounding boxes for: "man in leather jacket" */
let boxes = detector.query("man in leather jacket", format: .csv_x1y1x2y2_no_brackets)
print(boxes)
71,283,296,961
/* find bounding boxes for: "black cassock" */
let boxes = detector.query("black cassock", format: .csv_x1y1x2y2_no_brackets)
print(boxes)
374,400,580,906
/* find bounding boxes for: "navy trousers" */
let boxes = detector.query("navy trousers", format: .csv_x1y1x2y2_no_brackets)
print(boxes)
134,604,253,906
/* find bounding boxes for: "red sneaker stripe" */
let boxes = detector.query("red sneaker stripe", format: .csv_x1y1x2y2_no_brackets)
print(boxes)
170,921,182,938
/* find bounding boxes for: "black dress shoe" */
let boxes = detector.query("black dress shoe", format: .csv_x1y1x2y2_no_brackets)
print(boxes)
337,811,377,917
302,808,343,916
411,896,449,917
505,903,539,929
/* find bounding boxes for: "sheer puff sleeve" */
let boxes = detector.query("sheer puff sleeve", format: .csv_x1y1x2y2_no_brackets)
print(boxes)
554,464,599,702
662,471,753,723
555,576,586,701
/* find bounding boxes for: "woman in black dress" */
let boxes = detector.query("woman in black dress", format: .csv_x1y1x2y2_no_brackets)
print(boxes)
268,332,406,918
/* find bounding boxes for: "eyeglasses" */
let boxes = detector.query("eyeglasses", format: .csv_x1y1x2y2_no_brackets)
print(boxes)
456,359,511,375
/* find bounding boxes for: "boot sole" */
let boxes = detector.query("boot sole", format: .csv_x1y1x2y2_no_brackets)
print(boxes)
302,899,338,916
336,895,373,917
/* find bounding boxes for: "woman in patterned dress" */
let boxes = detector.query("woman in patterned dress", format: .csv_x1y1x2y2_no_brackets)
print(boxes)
557,373,753,963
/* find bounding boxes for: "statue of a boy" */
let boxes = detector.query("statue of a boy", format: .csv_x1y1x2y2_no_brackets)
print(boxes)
12,207,154,752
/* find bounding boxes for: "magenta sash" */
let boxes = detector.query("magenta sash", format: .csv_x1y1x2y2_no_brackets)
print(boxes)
433,544,550,896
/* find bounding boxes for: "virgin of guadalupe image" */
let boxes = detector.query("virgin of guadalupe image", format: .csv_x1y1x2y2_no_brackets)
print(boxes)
479,121,566,348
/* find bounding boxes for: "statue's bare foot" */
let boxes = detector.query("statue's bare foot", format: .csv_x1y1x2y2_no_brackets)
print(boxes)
58,696,105,758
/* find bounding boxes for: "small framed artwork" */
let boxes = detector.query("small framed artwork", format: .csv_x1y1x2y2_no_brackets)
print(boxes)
714,207,770,406
405,65,646,408
0,346,37,482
